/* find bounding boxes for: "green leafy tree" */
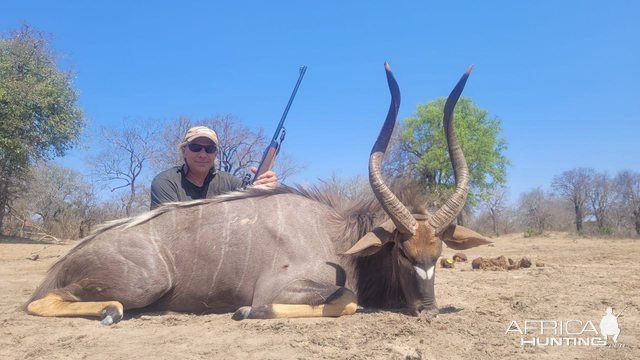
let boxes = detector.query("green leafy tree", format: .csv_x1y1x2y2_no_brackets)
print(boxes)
0,25,84,233
388,97,508,212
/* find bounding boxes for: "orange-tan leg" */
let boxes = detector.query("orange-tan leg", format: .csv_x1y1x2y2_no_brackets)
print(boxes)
232,288,358,320
27,293,124,325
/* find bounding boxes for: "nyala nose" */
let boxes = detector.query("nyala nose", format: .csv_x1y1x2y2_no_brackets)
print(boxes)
414,303,439,317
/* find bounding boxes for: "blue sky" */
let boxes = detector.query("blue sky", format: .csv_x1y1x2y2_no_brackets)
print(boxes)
2,1,638,201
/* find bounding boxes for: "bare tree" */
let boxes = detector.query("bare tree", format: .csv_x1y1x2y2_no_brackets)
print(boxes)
27,162,85,225
551,168,595,233
214,115,266,177
73,183,103,238
470,206,518,237
153,115,193,171
587,172,615,232
110,184,151,217
91,121,158,217
614,170,640,236
479,185,509,236
7,161,96,239
518,188,553,235
317,173,372,201
271,153,306,184
498,207,519,235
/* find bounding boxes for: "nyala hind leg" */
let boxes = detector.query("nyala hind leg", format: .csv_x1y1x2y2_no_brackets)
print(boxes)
27,255,173,325
232,281,357,320
27,292,124,325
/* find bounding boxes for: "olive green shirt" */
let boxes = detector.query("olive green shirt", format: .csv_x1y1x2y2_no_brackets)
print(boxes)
150,166,243,210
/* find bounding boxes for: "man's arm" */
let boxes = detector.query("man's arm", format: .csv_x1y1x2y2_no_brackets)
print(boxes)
150,175,180,210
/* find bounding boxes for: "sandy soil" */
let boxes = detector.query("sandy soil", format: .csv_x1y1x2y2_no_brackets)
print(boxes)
1,233,638,360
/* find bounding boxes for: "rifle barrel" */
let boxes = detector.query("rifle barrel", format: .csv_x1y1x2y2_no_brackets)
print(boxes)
247,65,307,186
270,65,307,144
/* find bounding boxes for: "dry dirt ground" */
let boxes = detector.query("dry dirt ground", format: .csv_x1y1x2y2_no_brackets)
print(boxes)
1,232,638,360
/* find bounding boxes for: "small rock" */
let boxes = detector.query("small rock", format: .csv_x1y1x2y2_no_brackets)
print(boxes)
535,262,545,267
26,254,39,261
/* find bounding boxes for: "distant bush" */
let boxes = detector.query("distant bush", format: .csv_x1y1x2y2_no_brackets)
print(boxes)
524,228,543,238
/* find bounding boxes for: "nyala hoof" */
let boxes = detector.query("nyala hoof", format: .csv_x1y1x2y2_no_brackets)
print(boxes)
232,306,252,321
100,305,123,326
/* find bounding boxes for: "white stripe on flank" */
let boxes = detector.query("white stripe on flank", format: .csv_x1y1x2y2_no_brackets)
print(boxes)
209,202,229,298
270,196,282,270
185,206,203,289
232,198,254,299
148,220,173,289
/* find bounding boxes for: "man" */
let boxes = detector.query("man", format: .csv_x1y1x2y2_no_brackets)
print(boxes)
150,126,277,209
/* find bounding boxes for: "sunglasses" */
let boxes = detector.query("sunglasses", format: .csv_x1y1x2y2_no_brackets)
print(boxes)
187,143,217,154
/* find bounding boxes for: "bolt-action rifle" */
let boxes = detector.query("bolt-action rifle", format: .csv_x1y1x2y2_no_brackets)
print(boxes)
242,65,307,187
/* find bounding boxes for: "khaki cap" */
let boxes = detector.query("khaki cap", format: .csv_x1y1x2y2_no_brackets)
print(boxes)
183,126,219,146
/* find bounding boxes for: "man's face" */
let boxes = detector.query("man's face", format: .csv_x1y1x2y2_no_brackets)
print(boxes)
182,137,217,176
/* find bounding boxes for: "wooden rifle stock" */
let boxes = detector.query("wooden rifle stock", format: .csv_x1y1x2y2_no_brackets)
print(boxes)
254,142,279,179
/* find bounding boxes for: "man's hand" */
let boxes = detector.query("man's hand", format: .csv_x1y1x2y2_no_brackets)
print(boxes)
250,167,278,187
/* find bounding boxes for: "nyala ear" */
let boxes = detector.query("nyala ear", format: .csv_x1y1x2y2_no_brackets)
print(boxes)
440,224,492,250
344,219,397,256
